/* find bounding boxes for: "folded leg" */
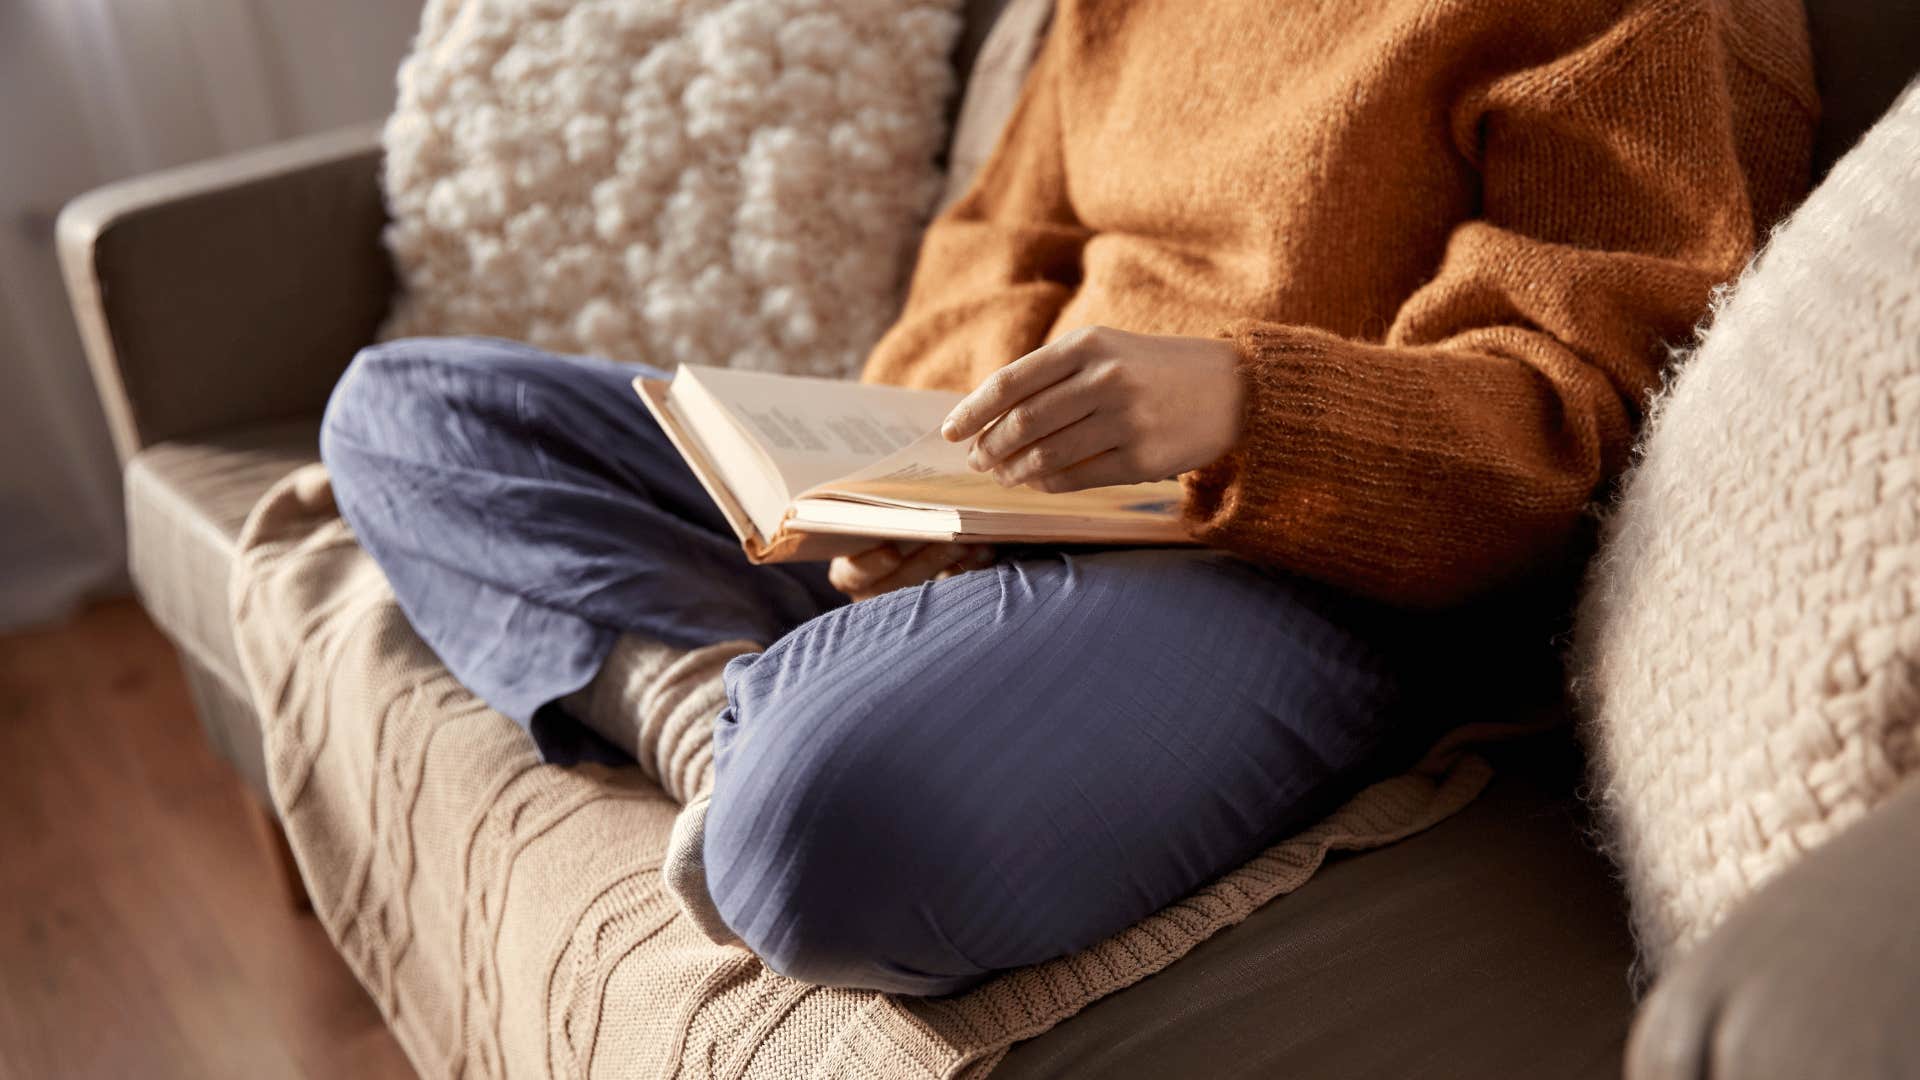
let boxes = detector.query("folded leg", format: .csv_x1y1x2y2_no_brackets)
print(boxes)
320,336,844,762
704,547,1440,995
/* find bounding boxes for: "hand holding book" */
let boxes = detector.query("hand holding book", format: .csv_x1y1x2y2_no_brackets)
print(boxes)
940,325,1246,493
634,357,1201,564
827,541,998,600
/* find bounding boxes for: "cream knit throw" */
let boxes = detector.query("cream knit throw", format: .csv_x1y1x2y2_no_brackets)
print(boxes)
1573,86,1920,977
379,0,961,377
230,464,1491,1078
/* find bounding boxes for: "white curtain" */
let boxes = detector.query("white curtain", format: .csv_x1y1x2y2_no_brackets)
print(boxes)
0,0,423,630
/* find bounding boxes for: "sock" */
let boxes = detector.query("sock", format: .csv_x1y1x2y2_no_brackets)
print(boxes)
562,634,756,804
662,792,741,946
561,633,753,945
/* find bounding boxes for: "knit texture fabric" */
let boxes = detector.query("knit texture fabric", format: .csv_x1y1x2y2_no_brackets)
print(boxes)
1572,86,1920,977
560,633,756,805
864,0,1816,606
559,632,755,945
663,792,742,947
379,0,961,377
229,464,1492,1078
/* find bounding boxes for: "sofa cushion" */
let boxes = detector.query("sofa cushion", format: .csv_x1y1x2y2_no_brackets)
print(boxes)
1574,86,1920,973
994,734,1637,1079
125,419,318,693
379,0,965,379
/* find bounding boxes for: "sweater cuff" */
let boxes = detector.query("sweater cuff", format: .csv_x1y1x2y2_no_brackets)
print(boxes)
1178,319,1461,602
1181,321,1332,546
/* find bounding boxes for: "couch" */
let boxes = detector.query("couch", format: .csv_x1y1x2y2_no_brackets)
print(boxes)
56,0,1920,1075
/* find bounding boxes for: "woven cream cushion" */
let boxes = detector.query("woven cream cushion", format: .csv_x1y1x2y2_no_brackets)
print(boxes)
1574,87,1920,975
379,0,962,377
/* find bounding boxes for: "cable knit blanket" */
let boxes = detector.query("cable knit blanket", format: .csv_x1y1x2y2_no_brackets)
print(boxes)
229,464,1492,1078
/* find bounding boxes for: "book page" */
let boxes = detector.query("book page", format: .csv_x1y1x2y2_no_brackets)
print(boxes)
682,365,962,496
809,429,1185,524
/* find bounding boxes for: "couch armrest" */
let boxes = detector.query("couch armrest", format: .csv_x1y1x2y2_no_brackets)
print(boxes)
1626,778,1920,1079
57,123,393,463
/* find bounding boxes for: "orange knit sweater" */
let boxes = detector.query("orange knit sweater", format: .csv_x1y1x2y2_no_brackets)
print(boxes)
863,0,1816,606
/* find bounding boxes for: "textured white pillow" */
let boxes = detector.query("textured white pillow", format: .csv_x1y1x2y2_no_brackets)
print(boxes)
379,0,962,377
1574,87,1920,977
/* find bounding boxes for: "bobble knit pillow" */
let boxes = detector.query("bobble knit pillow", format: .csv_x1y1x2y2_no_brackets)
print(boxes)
1573,86,1920,977
379,0,962,377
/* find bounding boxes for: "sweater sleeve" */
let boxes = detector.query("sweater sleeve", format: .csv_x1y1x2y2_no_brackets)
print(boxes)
1180,2,1816,607
860,28,1090,393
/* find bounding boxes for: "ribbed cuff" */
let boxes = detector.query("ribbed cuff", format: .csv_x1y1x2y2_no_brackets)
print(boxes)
1181,320,1358,556
1178,319,1490,605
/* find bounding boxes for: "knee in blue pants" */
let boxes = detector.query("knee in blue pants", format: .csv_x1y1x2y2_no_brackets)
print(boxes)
321,336,607,503
697,553,1411,997
320,338,530,516
702,640,1014,997
315,336,844,750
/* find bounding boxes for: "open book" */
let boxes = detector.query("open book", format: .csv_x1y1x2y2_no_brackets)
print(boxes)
634,365,1193,563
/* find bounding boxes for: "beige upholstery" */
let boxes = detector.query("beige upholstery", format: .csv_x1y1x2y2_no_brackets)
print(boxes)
124,420,320,798
1627,778,1920,1080
57,125,388,463
126,419,320,687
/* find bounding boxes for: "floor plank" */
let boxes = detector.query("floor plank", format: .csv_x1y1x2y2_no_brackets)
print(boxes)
0,599,416,1080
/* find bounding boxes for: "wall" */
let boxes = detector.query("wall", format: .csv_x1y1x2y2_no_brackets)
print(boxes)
0,0,423,629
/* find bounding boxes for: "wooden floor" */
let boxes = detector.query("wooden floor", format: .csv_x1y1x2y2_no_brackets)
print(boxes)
0,599,415,1080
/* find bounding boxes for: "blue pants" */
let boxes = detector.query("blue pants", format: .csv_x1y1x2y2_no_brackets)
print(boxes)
322,337,1461,996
